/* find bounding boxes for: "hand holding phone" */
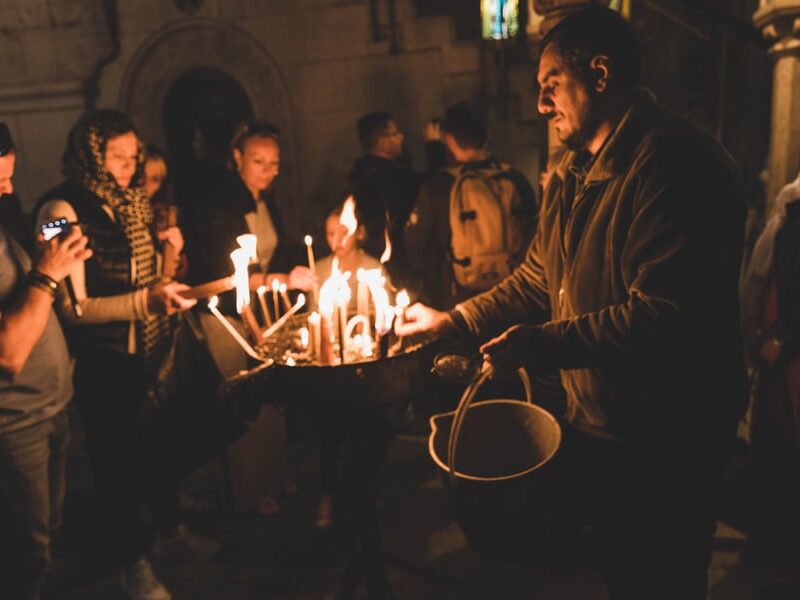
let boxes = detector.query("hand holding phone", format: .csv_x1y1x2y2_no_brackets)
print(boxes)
40,217,71,242
35,221,92,317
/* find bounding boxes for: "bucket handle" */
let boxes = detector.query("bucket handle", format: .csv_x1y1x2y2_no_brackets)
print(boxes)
446,365,532,483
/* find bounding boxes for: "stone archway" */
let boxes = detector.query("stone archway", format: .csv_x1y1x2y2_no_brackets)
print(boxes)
118,18,296,199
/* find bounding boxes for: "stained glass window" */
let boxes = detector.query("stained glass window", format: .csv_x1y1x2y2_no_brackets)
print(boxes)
481,0,520,40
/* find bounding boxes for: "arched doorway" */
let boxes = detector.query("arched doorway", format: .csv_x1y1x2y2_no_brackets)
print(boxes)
161,67,254,202
119,18,296,201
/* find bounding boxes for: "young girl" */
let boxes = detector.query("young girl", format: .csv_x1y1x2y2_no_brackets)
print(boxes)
314,199,388,529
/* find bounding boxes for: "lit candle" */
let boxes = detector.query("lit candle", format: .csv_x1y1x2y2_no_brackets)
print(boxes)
305,234,320,303
208,296,263,361
298,327,309,349
308,311,321,361
319,301,335,365
395,289,410,328
256,285,272,326
304,235,317,274
261,294,306,339
271,278,280,318
279,282,292,312
236,234,257,264
356,268,370,338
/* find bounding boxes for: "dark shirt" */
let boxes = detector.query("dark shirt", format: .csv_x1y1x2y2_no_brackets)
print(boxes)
0,225,72,433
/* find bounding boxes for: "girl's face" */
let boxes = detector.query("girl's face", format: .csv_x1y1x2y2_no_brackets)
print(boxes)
104,131,139,189
143,157,167,199
325,213,359,258
233,136,280,196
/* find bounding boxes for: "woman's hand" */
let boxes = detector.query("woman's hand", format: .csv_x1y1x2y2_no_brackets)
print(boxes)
34,228,93,282
147,280,196,315
394,302,453,337
157,226,184,254
287,266,317,291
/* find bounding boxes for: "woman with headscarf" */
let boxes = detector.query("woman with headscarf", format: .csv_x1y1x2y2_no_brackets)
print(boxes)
36,110,215,600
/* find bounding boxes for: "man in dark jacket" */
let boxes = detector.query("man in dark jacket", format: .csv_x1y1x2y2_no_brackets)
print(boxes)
397,8,747,599
347,112,445,287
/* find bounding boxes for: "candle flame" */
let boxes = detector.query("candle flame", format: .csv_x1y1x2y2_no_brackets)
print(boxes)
208,295,219,309
257,285,267,295
236,234,258,263
230,247,251,314
359,268,394,335
340,195,358,241
272,278,280,292
279,282,287,294
396,289,410,309
379,227,391,264
304,235,313,247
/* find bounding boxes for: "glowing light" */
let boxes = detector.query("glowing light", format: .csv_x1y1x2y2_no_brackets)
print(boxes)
339,195,358,242
379,227,392,264
229,247,252,314
236,234,257,263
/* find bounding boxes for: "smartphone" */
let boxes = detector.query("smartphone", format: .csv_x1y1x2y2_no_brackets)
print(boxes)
40,217,71,241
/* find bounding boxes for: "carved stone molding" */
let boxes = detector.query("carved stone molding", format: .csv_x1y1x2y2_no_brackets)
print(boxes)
118,18,296,197
753,0,800,56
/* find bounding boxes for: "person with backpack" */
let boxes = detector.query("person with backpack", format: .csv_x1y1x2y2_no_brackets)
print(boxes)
404,101,537,310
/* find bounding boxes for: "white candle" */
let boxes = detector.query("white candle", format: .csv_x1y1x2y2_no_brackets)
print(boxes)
308,311,321,361
271,278,280,318
208,296,263,361
279,282,292,312
298,327,309,349
262,294,306,339
356,268,371,338
257,285,272,326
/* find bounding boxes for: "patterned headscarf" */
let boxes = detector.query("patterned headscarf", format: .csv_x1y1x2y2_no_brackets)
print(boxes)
66,110,170,363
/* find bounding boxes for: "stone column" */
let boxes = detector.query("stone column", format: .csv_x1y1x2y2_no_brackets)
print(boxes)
753,0,800,214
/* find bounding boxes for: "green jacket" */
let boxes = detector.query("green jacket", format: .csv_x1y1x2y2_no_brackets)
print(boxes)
457,92,748,444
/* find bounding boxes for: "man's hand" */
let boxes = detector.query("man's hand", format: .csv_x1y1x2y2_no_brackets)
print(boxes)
287,266,317,292
480,324,540,375
395,302,453,337
147,280,196,315
34,228,92,282
156,226,184,254
423,120,442,142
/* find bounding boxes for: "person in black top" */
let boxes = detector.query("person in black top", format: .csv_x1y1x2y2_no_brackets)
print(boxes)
189,120,314,296
347,112,446,288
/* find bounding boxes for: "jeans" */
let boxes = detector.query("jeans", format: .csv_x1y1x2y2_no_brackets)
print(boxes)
0,410,70,600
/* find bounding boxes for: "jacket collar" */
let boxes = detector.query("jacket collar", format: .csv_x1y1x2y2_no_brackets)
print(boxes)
554,88,657,185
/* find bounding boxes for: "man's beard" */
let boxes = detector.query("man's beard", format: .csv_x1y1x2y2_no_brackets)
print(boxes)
559,96,601,153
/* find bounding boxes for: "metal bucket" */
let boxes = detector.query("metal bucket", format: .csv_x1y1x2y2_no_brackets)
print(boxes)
429,366,563,565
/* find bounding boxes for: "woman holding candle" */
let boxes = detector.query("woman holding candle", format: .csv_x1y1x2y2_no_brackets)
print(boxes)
189,119,311,516
189,120,315,317
36,110,217,599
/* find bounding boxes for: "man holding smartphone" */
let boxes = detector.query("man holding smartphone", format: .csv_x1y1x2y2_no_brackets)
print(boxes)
0,122,92,599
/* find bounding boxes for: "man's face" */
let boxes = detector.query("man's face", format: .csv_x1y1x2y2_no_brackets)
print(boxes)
377,120,404,160
537,44,597,151
0,152,15,196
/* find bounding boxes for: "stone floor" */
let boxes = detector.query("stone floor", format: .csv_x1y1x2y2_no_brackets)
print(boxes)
47,407,800,600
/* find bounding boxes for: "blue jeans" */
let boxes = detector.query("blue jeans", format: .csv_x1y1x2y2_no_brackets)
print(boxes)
0,410,70,600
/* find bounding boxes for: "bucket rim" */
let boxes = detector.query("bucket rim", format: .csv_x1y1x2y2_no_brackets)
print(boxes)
428,399,562,482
